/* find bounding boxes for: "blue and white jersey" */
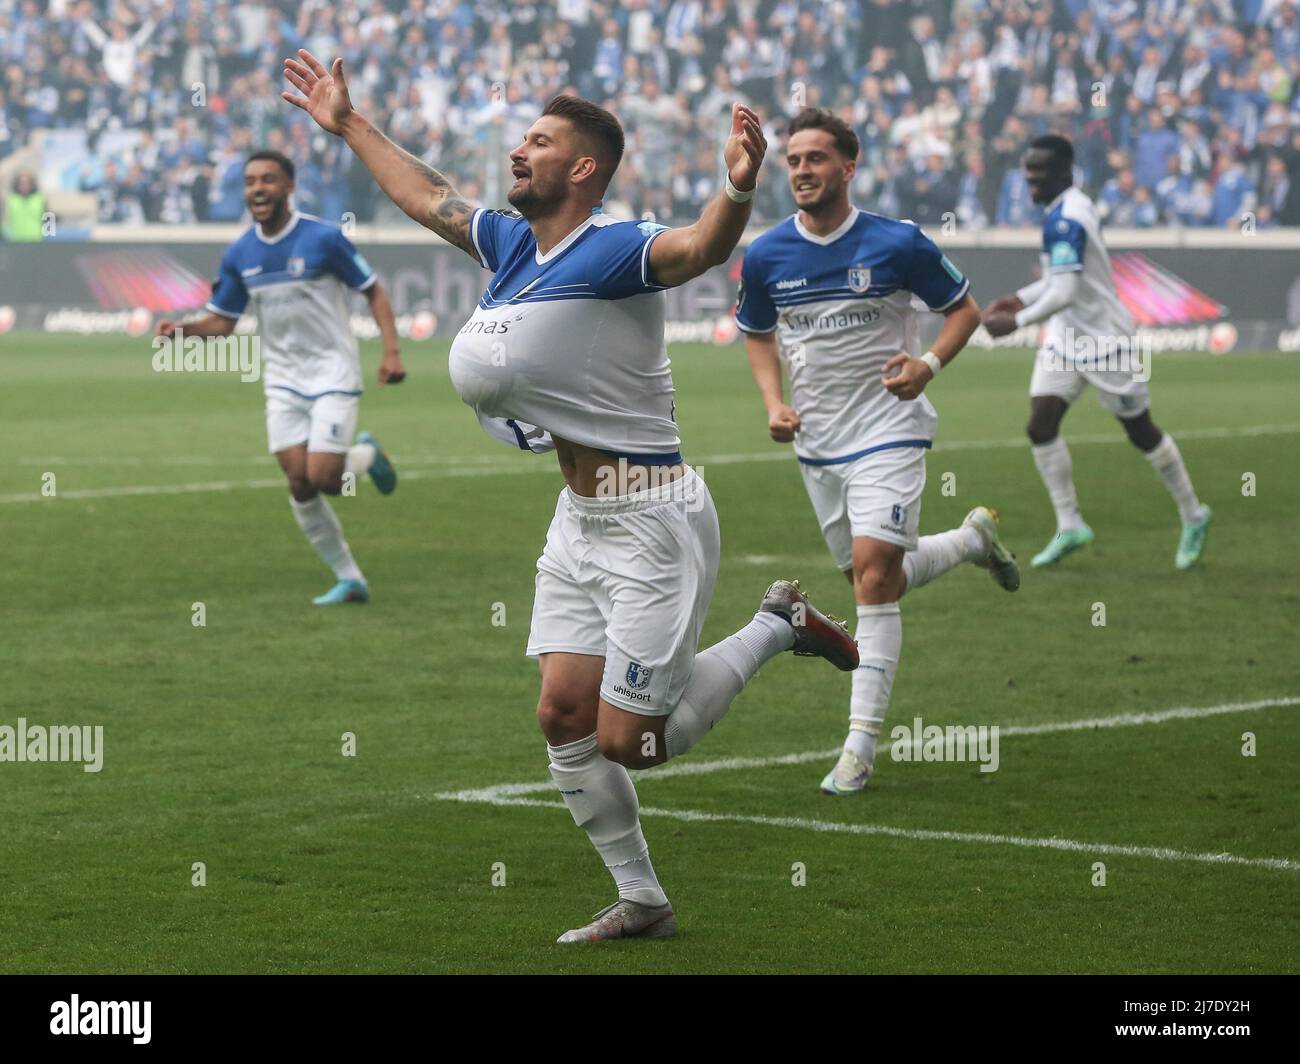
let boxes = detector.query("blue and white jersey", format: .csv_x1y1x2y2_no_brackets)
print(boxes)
736,208,969,464
447,208,679,458
207,211,377,397
1035,187,1134,357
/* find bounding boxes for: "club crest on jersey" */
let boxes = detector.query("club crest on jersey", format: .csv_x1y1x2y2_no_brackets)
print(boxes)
287,256,305,277
626,662,653,690
848,265,871,293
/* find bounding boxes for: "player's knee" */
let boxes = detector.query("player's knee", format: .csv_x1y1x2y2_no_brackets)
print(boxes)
595,730,651,769
287,478,316,502
1026,417,1058,445
309,469,344,495
854,560,901,602
1121,416,1161,452
536,690,594,745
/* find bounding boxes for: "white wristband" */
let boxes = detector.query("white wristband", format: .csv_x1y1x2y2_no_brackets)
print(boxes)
725,174,755,203
920,351,943,376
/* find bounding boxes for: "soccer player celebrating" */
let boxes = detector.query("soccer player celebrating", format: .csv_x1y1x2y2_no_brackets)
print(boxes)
155,150,404,605
283,51,859,942
982,134,1211,570
738,109,1020,796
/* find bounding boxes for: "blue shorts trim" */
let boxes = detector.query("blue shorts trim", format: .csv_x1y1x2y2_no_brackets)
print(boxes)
601,449,685,466
796,439,932,467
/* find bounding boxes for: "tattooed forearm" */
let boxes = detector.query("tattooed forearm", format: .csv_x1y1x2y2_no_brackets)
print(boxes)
400,152,478,258
342,115,481,261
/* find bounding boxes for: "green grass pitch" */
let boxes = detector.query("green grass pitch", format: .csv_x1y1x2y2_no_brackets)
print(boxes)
1,333,1296,973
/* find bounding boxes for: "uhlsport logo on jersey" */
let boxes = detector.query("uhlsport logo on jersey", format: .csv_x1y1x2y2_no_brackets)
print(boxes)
625,662,653,690
848,265,872,293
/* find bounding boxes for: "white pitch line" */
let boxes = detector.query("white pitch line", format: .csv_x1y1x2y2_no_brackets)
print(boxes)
432,795,1300,874
5,422,1298,504
434,695,1300,803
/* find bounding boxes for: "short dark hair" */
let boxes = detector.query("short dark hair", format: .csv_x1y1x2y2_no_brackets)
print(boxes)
788,108,860,162
1029,134,1074,168
246,150,295,181
541,94,625,189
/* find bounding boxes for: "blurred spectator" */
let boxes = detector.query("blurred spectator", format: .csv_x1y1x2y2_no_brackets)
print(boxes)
4,170,47,240
1135,109,1180,188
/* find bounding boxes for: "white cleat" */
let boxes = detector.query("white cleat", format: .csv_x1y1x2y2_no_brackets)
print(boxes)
820,748,872,795
963,506,1020,592
556,899,677,944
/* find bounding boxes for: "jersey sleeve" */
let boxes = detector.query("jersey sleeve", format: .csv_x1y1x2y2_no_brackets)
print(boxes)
591,220,671,299
905,225,971,311
206,247,249,319
735,247,778,333
325,228,378,290
1042,214,1086,273
470,208,532,272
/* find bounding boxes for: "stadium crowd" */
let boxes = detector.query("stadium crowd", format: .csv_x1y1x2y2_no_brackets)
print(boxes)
2,0,1300,235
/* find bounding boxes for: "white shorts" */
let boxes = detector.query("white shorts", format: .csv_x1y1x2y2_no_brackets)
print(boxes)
1030,347,1150,418
799,443,927,570
526,467,720,717
265,389,360,454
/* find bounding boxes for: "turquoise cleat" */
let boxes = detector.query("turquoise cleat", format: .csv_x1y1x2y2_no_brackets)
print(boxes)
1175,504,1212,570
1030,524,1095,568
313,579,369,605
357,431,397,495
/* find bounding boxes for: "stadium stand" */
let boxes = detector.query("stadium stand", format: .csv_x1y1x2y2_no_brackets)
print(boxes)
2,0,1299,234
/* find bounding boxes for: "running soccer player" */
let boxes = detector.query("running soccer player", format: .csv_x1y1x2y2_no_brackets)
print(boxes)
283,50,859,943
154,150,404,605
982,134,1211,570
738,109,1020,797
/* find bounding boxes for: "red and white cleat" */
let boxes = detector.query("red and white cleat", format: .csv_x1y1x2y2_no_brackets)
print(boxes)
759,579,859,672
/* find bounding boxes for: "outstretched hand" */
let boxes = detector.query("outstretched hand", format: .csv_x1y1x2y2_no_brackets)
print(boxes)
724,103,767,193
282,49,355,135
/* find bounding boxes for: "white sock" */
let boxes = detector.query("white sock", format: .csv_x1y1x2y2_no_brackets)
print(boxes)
547,733,667,907
345,441,376,478
1032,437,1084,532
903,525,985,592
1144,434,1204,524
663,612,794,759
290,495,364,582
848,602,902,769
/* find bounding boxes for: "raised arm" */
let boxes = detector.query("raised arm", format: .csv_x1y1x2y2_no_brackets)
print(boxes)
282,50,480,261
647,103,767,288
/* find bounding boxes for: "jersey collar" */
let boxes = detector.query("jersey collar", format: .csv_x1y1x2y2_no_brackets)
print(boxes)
535,214,599,265
793,206,859,246
256,209,301,245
